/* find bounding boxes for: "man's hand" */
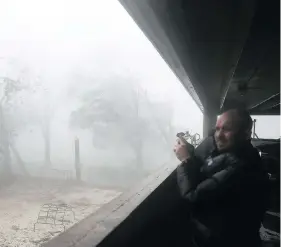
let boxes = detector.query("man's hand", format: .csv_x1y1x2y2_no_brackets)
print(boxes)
173,138,191,162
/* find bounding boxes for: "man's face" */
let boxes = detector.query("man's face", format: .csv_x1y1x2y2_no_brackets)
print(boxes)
214,112,241,152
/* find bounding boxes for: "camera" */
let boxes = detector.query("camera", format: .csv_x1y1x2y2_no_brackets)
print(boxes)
176,131,195,155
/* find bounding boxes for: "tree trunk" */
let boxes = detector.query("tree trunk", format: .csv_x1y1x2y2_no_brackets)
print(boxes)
132,139,143,171
0,105,12,176
44,127,51,166
74,138,81,181
10,142,29,176
1,141,12,175
135,148,143,170
42,119,51,167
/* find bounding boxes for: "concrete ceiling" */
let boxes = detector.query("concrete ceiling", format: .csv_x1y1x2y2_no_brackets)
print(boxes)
119,0,280,116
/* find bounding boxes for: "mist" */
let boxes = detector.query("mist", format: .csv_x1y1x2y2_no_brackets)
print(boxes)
0,2,203,245
0,0,203,182
0,1,280,246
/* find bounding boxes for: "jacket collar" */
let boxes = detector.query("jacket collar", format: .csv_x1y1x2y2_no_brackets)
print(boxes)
210,138,253,157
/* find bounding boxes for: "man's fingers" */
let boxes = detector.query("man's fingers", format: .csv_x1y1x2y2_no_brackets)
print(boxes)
177,137,186,146
173,137,191,162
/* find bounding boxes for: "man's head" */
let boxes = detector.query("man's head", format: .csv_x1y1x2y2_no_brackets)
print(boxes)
214,108,253,152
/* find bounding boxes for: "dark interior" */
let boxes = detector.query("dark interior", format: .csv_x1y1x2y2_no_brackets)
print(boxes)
119,0,280,117
95,139,280,247
95,0,280,246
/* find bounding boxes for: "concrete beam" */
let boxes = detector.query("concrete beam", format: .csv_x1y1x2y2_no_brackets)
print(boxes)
249,93,280,111
219,0,256,110
118,0,206,113
203,113,217,138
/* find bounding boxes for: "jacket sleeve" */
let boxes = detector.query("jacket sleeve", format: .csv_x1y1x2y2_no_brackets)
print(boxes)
177,154,245,205
177,156,204,198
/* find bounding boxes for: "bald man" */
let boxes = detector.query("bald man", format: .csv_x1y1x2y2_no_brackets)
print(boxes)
174,109,269,247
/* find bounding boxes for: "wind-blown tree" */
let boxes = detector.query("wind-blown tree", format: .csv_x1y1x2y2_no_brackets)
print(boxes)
0,68,55,176
69,76,173,170
0,76,29,175
146,102,175,146
16,83,55,167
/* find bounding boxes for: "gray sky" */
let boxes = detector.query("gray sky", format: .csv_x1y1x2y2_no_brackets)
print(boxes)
0,0,279,138
0,0,203,136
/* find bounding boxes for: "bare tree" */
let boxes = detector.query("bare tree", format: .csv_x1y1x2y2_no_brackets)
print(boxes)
19,86,55,167
0,77,29,175
0,65,53,174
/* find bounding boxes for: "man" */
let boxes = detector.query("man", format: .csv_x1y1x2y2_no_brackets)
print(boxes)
174,109,269,247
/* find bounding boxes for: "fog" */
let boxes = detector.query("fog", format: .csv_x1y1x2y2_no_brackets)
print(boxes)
0,0,279,184
0,1,280,245
0,2,205,245
0,0,203,187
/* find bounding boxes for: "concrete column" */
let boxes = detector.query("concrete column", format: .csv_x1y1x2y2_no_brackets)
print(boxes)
203,113,217,138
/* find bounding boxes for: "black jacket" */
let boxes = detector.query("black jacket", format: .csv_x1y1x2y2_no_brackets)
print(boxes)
177,138,270,246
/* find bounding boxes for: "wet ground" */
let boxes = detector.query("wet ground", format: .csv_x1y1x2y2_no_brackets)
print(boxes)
0,177,121,247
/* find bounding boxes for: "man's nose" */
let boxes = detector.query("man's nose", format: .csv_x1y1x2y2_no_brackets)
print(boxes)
216,129,223,138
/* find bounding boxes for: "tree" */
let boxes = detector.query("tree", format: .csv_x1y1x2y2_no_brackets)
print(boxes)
17,85,55,167
0,76,29,175
146,102,175,146
69,76,171,170
0,57,59,177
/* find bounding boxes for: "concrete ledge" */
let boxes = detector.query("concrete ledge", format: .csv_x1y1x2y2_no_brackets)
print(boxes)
42,164,175,247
